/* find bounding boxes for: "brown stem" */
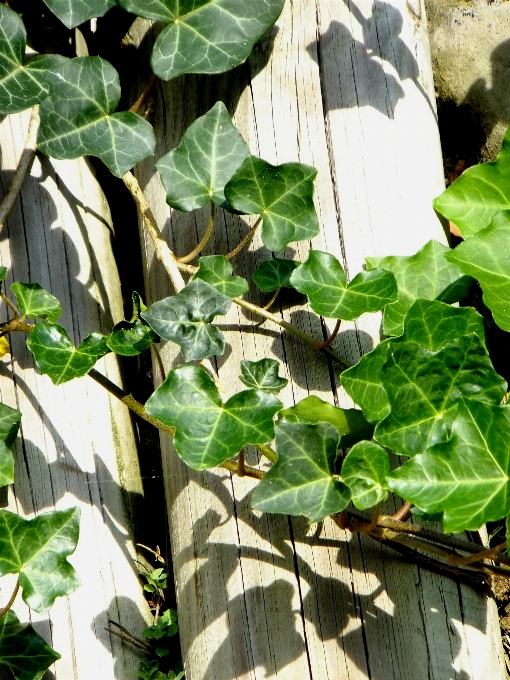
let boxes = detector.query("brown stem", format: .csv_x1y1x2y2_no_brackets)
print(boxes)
107,620,153,651
221,458,264,480
105,627,154,654
136,544,165,564
358,503,381,534
225,217,262,260
391,501,412,522
129,74,157,114
314,319,341,350
0,106,39,232
0,578,19,617
262,288,280,311
0,293,19,320
237,449,246,477
177,204,216,263
254,443,277,464
449,541,507,567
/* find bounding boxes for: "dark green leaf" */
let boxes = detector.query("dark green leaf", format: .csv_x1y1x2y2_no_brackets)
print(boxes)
156,102,249,211
0,403,21,488
410,507,443,523
239,359,288,393
224,156,319,252
10,282,62,323
252,258,299,292
107,320,157,357
279,395,374,448
445,210,510,332
290,251,397,320
38,57,155,177
131,291,148,319
141,279,232,362
387,399,510,533
42,0,115,29
341,441,390,510
27,323,110,385
145,364,282,470
374,336,507,456
251,420,350,523
366,240,468,336
0,610,60,680
0,268,7,282
0,508,80,614
193,256,248,298
433,125,510,238
118,0,285,81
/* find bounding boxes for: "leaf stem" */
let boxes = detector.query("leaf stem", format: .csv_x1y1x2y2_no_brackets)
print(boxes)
314,319,341,350
177,203,216,263
129,74,157,114
449,541,507,567
254,443,277,464
391,501,412,522
105,626,154,654
225,216,262,261
150,343,166,382
237,449,246,477
0,578,19,617
221,458,264,480
262,287,280,311
0,293,19,320
107,620,153,651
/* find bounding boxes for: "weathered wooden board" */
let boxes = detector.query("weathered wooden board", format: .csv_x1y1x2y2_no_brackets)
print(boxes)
129,0,506,677
0,109,151,679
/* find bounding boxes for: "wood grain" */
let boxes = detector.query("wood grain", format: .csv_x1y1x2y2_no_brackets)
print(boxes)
128,0,506,677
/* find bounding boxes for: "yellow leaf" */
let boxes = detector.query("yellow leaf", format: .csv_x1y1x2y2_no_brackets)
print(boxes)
0,336,10,359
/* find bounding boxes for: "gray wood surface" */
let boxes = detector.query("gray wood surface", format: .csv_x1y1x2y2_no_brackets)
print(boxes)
129,0,507,677
0,109,151,679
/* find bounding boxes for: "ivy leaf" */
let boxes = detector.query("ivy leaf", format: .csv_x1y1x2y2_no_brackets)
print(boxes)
107,320,157,357
118,0,285,81
341,441,390,510
387,399,510,533
239,359,288,393
0,508,80,614
0,5,66,114
290,251,397,320
38,57,156,178
26,323,110,386
156,102,249,211
224,156,319,252
145,364,282,470
433,127,510,238
193,256,248,298
0,403,21,489
252,258,300,292
251,420,350,523
0,610,60,680
42,0,116,29
374,336,507,456
0,337,9,359
0,268,7,282
279,395,374,448
141,279,231,362
10,283,62,323
445,210,510,332
366,240,471,336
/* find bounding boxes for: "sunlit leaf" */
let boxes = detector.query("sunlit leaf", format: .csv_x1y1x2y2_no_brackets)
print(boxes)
224,156,319,252
0,338,9,359
387,399,510,533
251,420,350,522
157,102,249,211
0,403,21,488
27,323,110,385
0,508,80,614
341,441,390,510
42,0,116,29
193,256,248,298
10,282,62,323
290,251,397,320
118,0,285,81
239,359,288,393
252,258,299,292
141,279,231,361
145,364,282,470
0,610,60,680
38,57,155,177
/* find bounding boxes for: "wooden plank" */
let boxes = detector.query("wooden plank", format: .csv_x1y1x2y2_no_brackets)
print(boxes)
128,0,506,676
0,109,151,679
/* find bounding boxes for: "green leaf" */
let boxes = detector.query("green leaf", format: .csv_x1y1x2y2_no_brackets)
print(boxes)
224,156,319,252
38,57,155,178
0,508,80,614
27,323,110,386
118,0,285,81
279,395,374,448
141,279,232,362
42,0,116,29
252,258,300,292
0,403,21,488
239,359,288,393
0,610,60,680
10,283,62,323
341,441,390,510
145,364,282,470
387,399,510,533
374,335,507,456
193,256,248,298
0,268,7,282
290,251,397,320
366,240,470,336
156,102,249,211
433,126,510,238
107,320,157,357
251,420,350,523
445,210,510,332
410,507,443,523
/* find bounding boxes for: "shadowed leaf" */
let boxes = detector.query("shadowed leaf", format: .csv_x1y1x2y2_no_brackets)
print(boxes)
0,610,60,680
252,258,299,292
0,403,21,489
341,441,390,510
42,0,115,29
